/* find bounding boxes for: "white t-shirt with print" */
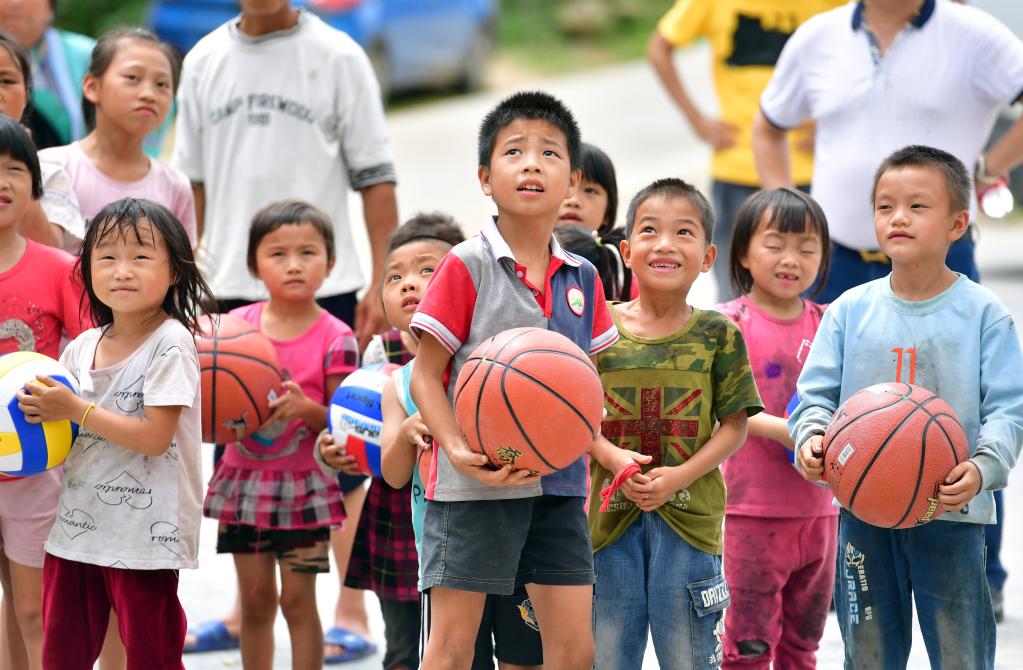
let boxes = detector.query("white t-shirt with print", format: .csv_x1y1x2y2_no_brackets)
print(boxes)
172,11,396,300
46,319,203,570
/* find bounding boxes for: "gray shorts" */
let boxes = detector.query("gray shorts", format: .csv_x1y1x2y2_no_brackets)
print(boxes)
420,495,594,595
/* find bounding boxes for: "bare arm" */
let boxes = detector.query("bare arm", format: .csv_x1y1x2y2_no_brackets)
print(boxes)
747,412,795,450
381,377,415,487
191,182,205,244
982,114,1023,177
355,181,399,348
752,111,795,189
18,202,62,248
646,32,737,150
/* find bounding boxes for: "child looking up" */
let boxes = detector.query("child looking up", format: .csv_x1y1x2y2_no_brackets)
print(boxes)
39,28,196,245
793,145,1023,667
715,188,835,668
0,114,85,670
202,200,357,670
410,91,620,670
588,178,763,669
17,197,209,668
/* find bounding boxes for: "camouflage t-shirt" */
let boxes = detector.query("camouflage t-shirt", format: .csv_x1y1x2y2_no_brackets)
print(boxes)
589,307,763,555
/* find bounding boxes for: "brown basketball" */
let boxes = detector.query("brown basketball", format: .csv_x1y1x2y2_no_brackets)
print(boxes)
195,314,283,444
453,327,603,475
822,382,969,529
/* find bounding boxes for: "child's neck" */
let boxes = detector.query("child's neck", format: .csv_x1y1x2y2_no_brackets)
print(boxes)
618,287,694,339
97,310,169,368
747,286,803,320
0,228,26,273
239,7,300,36
261,297,322,340
80,129,149,183
495,213,553,283
889,261,958,302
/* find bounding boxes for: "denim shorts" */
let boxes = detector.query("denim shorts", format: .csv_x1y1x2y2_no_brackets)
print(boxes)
419,495,594,595
593,512,728,669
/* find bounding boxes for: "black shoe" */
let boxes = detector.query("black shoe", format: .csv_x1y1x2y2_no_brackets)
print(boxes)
992,587,1005,624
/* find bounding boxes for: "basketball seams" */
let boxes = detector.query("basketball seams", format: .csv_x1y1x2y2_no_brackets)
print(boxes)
468,329,532,464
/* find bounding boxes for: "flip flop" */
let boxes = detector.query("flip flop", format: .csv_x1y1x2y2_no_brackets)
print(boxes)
183,619,239,654
324,626,377,664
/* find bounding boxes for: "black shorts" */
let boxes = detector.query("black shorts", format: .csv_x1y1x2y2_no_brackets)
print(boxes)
419,495,594,595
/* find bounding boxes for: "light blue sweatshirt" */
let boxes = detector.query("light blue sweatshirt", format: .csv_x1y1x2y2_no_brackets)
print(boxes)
789,275,1023,525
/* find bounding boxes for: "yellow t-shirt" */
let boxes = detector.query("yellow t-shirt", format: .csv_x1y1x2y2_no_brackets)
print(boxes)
658,0,844,186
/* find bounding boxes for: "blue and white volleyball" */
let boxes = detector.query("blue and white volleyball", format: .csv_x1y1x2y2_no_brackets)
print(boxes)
327,363,399,477
0,352,79,476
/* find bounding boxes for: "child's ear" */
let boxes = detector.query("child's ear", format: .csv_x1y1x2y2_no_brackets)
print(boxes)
82,74,100,106
701,242,718,273
478,165,492,197
948,209,970,242
619,238,631,268
326,257,336,275
565,168,582,199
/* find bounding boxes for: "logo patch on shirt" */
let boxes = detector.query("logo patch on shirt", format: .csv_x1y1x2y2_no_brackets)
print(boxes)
566,286,585,316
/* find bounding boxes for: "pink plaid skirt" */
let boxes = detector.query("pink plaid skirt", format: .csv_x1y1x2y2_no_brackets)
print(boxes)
203,464,346,530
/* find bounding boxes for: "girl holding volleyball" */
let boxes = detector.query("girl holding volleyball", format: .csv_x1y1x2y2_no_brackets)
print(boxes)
203,200,357,670
16,196,209,668
714,188,835,668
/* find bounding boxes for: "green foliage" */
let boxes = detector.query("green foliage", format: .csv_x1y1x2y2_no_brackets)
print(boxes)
54,0,150,39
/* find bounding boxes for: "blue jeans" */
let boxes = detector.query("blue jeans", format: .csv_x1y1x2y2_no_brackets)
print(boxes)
814,231,978,303
986,490,1007,591
593,512,728,669
834,511,995,669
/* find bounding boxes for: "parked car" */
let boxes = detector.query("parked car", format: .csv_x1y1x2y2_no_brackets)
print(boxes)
148,0,496,97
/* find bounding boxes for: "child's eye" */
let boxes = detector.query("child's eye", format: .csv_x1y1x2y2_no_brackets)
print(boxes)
765,245,782,251
677,228,693,236
420,267,435,276
543,149,558,157
640,226,656,234
387,273,401,283
911,203,927,209
506,148,521,156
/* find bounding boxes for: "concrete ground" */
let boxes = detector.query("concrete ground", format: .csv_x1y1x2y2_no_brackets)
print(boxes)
182,47,1023,668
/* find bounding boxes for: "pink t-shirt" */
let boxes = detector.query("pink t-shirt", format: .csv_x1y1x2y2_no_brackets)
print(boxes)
222,302,359,473
716,295,836,518
0,239,87,359
39,142,197,246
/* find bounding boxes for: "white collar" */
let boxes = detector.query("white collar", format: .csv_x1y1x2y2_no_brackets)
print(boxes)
480,216,581,267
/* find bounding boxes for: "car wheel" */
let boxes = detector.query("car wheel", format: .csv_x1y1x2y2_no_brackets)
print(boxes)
457,25,493,92
368,42,391,100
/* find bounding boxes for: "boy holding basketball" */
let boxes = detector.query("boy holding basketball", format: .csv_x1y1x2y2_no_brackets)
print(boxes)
793,145,1023,668
586,178,763,668
409,91,619,670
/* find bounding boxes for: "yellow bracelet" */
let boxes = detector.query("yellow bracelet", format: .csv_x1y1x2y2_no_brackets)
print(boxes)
80,403,96,428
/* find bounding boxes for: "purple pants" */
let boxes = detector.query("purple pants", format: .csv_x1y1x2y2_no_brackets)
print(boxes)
41,553,186,670
722,515,837,669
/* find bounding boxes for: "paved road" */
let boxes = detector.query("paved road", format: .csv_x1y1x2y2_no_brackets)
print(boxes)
182,47,1023,668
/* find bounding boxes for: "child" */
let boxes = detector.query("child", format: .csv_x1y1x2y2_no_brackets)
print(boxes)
0,114,85,670
39,28,196,246
793,145,1023,668
409,91,619,670
0,30,85,251
587,178,763,669
554,225,631,302
715,188,836,668
16,197,208,668
202,200,357,670
557,142,618,237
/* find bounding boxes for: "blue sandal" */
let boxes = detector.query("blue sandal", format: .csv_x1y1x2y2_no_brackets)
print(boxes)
324,626,376,664
183,620,239,654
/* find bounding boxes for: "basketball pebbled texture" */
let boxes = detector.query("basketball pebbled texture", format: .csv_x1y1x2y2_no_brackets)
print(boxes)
454,327,603,475
823,382,969,529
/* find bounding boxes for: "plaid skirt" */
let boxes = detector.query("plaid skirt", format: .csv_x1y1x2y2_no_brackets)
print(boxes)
204,464,346,530
345,478,419,602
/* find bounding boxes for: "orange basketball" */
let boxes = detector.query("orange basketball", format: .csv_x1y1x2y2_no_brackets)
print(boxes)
453,327,603,475
823,382,969,529
195,314,283,444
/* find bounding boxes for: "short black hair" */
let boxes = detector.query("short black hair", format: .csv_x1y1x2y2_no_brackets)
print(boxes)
729,188,830,298
477,90,581,169
78,198,211,331
387,212,465,255
871,145,971,213
0,30,32,122
0,115,42,199
579,142,618,236
246,200,335,275
625,178,714,241
554,225,632,302
84,27,180,131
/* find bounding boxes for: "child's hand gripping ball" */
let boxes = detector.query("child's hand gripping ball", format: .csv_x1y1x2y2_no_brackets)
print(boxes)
327,363,400,477
2,352,79,476
195,314,284,444
822,382,969,529
453,327,604,475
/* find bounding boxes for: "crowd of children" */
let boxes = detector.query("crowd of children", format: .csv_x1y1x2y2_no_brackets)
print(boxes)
1,2,1022,670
